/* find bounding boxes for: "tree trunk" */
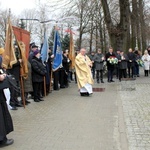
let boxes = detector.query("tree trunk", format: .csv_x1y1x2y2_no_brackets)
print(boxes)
139,0,146,52
101,0,130,51
89,19,94,53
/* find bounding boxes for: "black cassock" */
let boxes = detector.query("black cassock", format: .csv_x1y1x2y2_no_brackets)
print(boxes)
0,90,13,141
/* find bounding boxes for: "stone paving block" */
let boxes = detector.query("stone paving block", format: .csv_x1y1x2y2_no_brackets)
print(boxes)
2,78,128,150
120,78,136,91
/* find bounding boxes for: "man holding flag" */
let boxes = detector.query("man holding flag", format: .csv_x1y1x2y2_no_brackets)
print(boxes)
52,29,63,90
40,33,50,95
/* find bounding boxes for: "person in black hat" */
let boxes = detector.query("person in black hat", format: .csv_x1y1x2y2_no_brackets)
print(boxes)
28,45,38,64
28,44,38,99
31,50,47,102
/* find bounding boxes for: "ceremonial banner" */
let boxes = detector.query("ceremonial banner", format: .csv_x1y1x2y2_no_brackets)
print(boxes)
41,33,49,63
52,30,63,71
3,21,17,69
12,26,30,58
17,41,28,78
68,32,75,69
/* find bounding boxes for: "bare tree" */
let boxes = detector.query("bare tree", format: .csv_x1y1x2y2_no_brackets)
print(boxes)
0,8,18,47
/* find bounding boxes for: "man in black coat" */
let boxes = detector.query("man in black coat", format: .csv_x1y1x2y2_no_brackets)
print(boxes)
127,48,136,78
0,74,14,147
62,50,70,88
31,50,47,102
118,51,128,81
7,47,23,109
105,48,116,82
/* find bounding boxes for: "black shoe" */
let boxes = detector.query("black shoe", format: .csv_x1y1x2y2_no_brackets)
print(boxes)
38,98,44,101
10,106,18,110
54,88,59,91
0,139,14,147
60,85,65,88
28,96,34,99
101,80,104,83
80,92,89,96
80,93,86,96
21,100,28,105
34,99,40,102
26,100,31,104
85,92,89,96
110,80,115,82
15,103,23,107
97,80,100,84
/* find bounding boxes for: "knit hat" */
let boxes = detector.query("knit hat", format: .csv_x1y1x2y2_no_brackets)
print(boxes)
33,50,40,56
0,48,4,55
32,45,38,49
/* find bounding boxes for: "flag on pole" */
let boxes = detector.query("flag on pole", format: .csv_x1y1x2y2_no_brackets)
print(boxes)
12,26,30,59
2,20,17,69
52,30,63,71
41,33,49,63
17,41,28,79
68,32,75,69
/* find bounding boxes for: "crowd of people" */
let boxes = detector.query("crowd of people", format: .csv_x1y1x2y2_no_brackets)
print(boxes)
0,43,74,147
0,42,150,147
88,47,150,83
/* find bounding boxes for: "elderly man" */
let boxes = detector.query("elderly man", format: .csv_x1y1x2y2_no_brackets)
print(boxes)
75,48,94,96
94,49,105,83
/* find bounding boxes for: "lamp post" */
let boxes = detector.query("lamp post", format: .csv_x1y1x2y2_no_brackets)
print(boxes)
19,19,40,29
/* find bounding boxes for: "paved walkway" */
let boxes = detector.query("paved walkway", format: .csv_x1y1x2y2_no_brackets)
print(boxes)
3,70,150,150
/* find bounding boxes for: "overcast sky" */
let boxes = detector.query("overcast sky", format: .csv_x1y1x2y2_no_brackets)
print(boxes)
0,0,38,15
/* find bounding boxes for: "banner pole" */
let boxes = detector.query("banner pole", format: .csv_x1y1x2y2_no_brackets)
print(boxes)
43,76,46,97
20,76,25,108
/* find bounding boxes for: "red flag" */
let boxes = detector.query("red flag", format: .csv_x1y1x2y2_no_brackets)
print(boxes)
12,26,30,58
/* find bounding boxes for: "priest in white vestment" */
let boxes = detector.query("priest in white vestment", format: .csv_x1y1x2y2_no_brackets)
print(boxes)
75,48,94,96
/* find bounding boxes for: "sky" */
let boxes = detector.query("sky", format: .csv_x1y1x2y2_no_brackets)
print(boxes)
0,0,38,15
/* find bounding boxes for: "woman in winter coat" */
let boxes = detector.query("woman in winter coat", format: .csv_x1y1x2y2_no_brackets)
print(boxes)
142,50,150,76
31,50,47,102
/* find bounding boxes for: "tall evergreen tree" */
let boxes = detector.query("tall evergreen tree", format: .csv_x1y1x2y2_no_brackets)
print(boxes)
62,34,70,51
48,27,55,49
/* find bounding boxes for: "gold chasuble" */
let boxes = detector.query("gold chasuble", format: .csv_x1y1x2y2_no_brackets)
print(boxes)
75,53,94,90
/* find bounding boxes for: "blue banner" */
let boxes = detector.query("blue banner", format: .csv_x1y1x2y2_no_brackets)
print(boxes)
41,33,49,63
52,30,63,71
